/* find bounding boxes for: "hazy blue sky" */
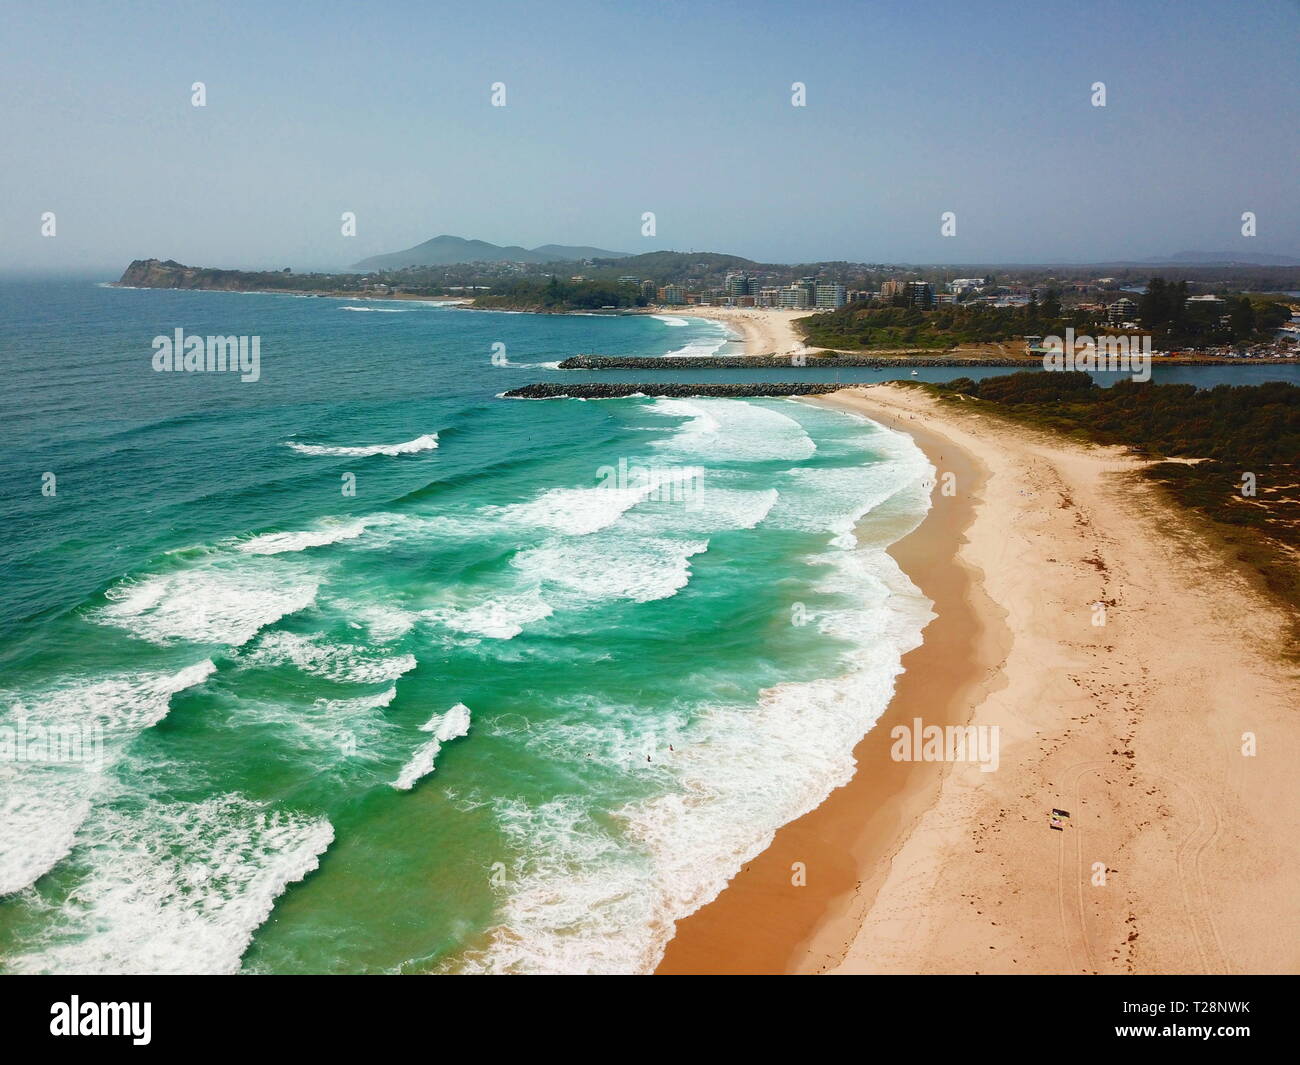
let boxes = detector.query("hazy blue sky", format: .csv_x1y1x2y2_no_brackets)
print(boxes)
2,0,1297,274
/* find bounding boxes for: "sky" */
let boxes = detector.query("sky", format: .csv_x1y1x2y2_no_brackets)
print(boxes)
2,0,1297,275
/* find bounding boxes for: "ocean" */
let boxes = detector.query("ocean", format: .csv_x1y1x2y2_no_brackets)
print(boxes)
3,281,1296,974
0,281,936,974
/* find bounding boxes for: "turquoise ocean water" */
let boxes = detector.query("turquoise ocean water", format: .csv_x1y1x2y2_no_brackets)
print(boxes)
0,281,938,974
2,282,1296,974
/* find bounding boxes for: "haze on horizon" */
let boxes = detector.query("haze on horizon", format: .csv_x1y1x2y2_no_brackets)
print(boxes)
2,0,1297,277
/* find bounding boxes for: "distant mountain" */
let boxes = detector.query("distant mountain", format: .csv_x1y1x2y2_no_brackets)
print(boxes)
591,250,761,273
1154,251,1300,267
350,235,630,271
531,244,633,262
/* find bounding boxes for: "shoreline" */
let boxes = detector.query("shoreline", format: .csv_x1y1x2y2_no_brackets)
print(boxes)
632,305,814,357
659,383,1300,975
655,392,1006,974
108,283,469,306
107,286,1298,367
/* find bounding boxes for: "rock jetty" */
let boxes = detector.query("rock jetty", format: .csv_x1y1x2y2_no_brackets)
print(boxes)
502,382,845,399
558,354,1029,369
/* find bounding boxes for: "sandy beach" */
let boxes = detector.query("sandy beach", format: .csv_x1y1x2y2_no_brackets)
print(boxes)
659,382,1300,975
645,305,814,357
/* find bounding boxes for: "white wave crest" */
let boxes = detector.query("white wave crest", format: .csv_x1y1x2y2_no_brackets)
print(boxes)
649,398,815,462
7,794,333,974
285,433,438,457
512,536,707,605
239,630,415,684
236,518,373,555
422,590,554,640
497,466,704,537
0,659,216,896
391,704,472,790
94,558,320,647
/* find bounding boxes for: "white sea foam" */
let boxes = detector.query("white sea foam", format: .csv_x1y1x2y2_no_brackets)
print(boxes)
663,340,736,358
391,703,472,790
663,324,738,359
284,433,438,457
498,485,646,537
457,546,932,974
339,305,413,312
622,484,778,537
8,795,333,974
512,536,708,605
232,686,399,760
772,464,909,546
2,659,217,735
622,546,933,947
497,466,704,537
650,316,737,357
649,398,815,462
0,784,94,898
769,430,931,548
329,599,418,643
239,630,416,684
338,511,494,552
485,697,689,773
648,397,720,436
236,518,373,555
454,408,936,974
94,558,320,647
498,358,564,370
0,661,216,896
422,589,554,640
453,794,660,974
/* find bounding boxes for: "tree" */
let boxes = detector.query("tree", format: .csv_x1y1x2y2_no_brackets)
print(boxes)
1140,278,1170,330
1229,297,1255,338
1041,286,1062,320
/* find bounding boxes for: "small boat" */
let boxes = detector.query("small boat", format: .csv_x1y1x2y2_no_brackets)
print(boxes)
910,369,919,376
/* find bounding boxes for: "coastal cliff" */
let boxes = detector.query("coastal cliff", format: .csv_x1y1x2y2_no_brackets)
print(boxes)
118,259,320,291
114,259,449,298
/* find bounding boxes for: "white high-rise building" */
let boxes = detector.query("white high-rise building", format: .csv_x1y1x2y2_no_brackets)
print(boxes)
814,283,846,309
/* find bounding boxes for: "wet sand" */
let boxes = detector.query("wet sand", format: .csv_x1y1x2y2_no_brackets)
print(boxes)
657,392,1007,973
659,383,1300,975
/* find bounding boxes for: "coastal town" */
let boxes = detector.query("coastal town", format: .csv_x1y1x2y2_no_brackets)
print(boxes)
117,254,1300,361
614,273,1298,358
